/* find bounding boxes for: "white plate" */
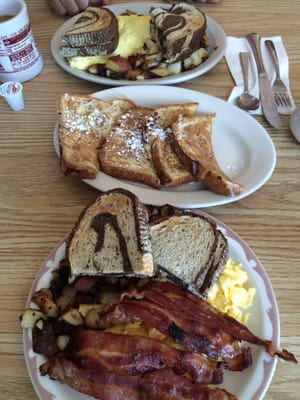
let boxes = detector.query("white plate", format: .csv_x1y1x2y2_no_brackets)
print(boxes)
50,2,227,86
54,85,276,208
23,210,279,400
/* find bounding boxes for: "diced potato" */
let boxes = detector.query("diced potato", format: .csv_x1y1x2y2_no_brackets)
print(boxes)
85,308,104,329
20,308,45,329
167,62,182,75
57,335,70,351
183,48,209,70
32,288,58,318
60,308,83,326
78,304,103,318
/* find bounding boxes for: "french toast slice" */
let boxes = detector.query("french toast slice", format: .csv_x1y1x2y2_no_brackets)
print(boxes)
58,93,135,179
150,212,226,296
151,135,195,187
172,114,243,196
99,107,161,189
67,188,154,282
144,103,198,186
60,7,118,55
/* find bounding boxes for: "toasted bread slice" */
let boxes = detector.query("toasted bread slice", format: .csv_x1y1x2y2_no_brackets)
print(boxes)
58,93,135,179
150,3,207,63
67,188,154,282
143,102,198,145
154,102,199,128
144,103,198,186
151,135,195,187
198,230,228,297
173,114,243,196
150,212,221,296
61,7,118,53
99,107,161,189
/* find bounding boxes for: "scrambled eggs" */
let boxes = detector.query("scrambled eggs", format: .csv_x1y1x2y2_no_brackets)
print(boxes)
69,15,151,71
207,258,256,324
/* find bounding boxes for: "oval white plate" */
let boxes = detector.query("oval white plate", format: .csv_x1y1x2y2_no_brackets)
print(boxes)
50,2,227,86
23,211,279,400
54,85,276,208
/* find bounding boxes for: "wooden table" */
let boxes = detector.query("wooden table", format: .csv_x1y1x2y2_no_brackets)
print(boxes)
0,0,299,399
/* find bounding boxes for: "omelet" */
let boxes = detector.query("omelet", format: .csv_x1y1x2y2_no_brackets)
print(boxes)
206,258,256,324
69,15,151,71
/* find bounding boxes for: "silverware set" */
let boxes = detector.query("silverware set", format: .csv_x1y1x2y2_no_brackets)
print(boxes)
236,33,295,129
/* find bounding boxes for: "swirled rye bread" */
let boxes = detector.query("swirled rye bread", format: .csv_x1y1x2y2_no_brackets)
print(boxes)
67,189,154,282
60,7,119,57
150,2,207,63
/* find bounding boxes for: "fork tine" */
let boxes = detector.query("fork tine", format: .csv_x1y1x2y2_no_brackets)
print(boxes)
275,93,287,107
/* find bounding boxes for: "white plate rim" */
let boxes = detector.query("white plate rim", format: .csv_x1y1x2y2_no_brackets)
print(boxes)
50,2,227,86
53,85,276,208
23,210,279,400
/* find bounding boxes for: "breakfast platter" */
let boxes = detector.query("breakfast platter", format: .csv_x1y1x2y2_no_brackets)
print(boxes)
23,209,280,400
50,2,227,86
53,85,276,208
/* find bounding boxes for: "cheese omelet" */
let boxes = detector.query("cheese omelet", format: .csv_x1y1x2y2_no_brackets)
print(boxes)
69,15,151,71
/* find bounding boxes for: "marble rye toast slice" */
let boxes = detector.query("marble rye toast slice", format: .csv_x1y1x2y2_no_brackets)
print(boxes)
150,212,228,297
67,188,154,282
150,2,207,63
60,7,118,57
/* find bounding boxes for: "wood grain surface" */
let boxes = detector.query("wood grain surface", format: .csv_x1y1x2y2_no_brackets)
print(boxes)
0,0,299,399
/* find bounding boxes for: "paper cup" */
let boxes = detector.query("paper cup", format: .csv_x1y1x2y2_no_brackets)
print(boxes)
0,81,24,111
0,0,43,83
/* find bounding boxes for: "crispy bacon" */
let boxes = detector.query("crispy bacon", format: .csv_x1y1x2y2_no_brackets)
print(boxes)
141,280,298,363
69,329,225,384
40,354,142,400
143,370,237,400
95,299,250,368
41,354,237,400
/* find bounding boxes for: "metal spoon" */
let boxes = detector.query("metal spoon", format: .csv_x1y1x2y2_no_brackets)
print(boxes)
236,52,260,111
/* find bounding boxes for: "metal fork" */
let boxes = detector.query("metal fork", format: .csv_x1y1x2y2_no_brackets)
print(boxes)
265,39,295,115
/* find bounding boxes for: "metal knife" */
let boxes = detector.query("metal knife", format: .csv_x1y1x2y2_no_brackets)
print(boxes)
246,33,281,129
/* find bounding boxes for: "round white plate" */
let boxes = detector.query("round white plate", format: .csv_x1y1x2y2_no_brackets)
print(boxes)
50,2,227,86
23,210,279,400
54,85,276,208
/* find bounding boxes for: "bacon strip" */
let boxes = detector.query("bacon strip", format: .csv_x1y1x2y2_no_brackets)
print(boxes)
40,354,142,400
70,329,225,384
141,280,298,363
41,354,237,400
120,300,245,362
143,370,237,400
95,298,250,368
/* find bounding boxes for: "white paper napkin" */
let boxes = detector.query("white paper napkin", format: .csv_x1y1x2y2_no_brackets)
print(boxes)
225,36,291,115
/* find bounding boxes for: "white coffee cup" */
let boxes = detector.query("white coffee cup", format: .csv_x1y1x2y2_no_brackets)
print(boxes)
0,0,43,83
